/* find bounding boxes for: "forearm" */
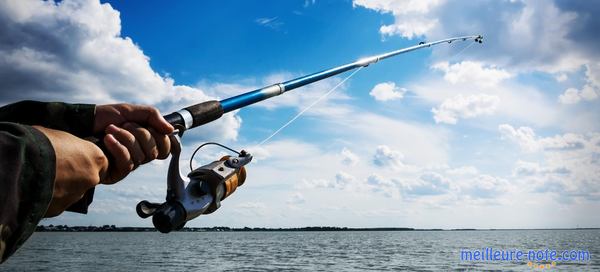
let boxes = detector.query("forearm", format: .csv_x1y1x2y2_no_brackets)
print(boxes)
0,100,96,138
0,101,99,214
0,122,55,263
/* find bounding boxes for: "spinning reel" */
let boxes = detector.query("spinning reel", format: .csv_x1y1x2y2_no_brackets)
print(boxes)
130,34,482,233
136,132,252,233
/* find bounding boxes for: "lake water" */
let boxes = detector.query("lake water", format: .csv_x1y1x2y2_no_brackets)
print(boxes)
1,230,599,271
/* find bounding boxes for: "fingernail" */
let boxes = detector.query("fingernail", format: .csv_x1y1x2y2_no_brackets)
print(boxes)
106,134,117,144
106,124,118,133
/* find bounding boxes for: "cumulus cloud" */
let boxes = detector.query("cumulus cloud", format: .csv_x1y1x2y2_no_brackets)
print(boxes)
511,156,598,201
498,125,599,200
559,88,583,104
301,171,358,190
513,160,542,177
354,0,597,74
373,145,404,169
558,64,600,104
340,147,360,166
432,94,499,124
369,82,406,101
498,124,540,152
499,124,590,153
513,160,571,177
463,175,509,199
353,0,443,39
432,61,512,87
0,0,241,141
411,172,451,195
367,174,400,198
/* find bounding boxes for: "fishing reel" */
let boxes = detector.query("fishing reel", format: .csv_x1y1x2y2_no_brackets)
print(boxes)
136,132,252,233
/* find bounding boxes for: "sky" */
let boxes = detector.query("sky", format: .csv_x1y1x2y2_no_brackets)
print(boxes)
1,0,599,229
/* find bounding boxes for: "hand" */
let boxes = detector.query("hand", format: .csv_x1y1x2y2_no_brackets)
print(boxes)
34,126,108,217
94,104,174,184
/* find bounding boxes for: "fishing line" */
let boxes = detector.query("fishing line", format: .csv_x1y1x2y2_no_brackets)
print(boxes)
257,66,364,146
450,40,476,61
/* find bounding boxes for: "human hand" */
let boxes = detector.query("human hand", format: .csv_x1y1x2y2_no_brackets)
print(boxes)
94,104,174,184
34,126,108,217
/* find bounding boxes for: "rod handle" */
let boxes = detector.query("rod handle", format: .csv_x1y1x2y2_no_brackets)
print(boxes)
162,100,224,130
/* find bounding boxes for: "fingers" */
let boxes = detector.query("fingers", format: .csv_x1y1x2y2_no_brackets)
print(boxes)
122,122,158,163
95,103,174,135
149,127,171,160
102,133,133,184
119,104,174,135
106,124,145,169
101,123,172,184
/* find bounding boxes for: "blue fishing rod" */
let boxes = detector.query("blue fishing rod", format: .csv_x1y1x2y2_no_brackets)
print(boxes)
162,35,483,131
137,35,483,233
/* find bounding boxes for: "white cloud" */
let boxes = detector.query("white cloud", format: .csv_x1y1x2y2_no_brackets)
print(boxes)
499,124,590,153
498,125,600,200
559,88,583,104
464,175,510,199
367,174,400,198
369,82,406,101
0,0,241,141
401,172,451,196
432,61,512,87
373,145,404,169
446,166,478,176
555,73,568,82
432,94,499,124
538,133,586,151
581,85,599,101
353,0,443,39
301,171,358,191
513,160,542,177
355,0,592,74
341,147,360,166
559,63,600,104
498,124,540,152
559,86,598,105
335,171,357,189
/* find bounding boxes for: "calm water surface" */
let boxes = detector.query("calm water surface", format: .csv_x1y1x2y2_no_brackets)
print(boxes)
1,230,599,271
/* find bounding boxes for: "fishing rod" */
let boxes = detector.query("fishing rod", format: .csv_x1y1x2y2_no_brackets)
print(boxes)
162,35,483,131
135,35,483,233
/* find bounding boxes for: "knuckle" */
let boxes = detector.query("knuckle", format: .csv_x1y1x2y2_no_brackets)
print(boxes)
149,148,159,160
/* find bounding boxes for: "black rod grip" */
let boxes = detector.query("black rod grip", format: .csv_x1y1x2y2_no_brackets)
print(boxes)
184,100,224,129
163,112,185,128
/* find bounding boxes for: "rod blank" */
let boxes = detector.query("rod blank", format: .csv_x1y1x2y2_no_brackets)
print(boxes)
166,35,483,130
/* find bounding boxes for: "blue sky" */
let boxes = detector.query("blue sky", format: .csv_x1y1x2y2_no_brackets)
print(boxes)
1,0,599,229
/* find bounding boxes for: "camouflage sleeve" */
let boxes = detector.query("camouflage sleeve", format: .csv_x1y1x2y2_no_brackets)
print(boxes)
0,100,95,138
0,101,97,214
0,122,55,264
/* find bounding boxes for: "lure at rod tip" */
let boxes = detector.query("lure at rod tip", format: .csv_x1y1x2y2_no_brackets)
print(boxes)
162,34,483,132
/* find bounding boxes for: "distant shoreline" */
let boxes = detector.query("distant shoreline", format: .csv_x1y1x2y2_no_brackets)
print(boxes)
35,225,600,232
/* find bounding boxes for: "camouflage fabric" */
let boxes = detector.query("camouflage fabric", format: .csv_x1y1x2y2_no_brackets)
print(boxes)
0,100,95,138
0,122,55,263
0,101,96,263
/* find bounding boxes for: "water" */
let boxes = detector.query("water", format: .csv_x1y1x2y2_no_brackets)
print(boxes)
1,230,599,271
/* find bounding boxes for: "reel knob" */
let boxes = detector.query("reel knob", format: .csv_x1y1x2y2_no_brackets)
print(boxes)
152,202,187,233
